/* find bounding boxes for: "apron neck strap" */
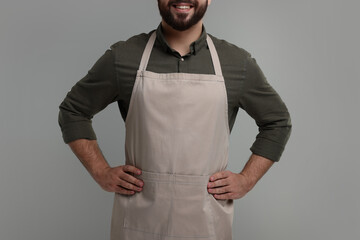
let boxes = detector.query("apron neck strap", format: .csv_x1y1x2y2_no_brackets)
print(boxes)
139,31,223,76
138,31,157,72
206,35,223,76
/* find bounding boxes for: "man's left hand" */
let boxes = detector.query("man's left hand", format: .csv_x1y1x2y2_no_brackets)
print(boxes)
207,171,253,200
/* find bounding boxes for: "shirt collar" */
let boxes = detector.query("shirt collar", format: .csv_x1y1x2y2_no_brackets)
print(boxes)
155,23,208,56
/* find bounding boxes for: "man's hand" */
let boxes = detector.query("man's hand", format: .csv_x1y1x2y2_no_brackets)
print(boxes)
207,171,252,200
68,139,144,195
207,154,274,200
94,165,144,195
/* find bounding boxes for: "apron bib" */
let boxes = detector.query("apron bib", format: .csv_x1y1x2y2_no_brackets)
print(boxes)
111,32,233,240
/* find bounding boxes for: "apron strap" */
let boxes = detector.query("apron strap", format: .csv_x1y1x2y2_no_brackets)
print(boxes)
139,31,157,72
206,35,223,76
139,31,223,76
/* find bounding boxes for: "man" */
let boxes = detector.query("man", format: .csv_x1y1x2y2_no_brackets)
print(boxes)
58,0,292,239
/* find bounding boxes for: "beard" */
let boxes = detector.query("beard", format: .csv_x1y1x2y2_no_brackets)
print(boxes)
158,0,208,31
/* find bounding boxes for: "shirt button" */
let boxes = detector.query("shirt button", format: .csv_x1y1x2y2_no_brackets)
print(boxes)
180,58,184,62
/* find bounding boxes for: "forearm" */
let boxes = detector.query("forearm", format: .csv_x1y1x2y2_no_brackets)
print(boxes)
68,139,110,180
239,154,274,190
68,139,143,194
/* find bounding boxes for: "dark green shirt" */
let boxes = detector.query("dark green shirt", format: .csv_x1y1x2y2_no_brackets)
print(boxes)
59,24,292,162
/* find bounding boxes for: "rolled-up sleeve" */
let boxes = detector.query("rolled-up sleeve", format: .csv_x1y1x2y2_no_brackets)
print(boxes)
239,55,292,162
58,49,118,143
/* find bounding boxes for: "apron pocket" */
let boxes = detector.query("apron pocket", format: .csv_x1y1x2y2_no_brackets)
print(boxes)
123,179,172,235
123,172,215,238
168,182,215,238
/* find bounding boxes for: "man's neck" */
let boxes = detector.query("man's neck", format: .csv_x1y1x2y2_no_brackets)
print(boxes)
161,20,203,56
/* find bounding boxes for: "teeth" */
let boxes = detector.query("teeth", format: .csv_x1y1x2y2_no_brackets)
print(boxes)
176,6,191,9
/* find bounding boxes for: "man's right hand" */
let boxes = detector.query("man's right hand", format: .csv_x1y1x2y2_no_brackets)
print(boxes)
94,165,144,195
68,139,144,195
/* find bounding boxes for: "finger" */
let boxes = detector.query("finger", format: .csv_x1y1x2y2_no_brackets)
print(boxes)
209,171,231,182
208,186,230,195
207,178,228,188
119,172,144,188
114,186,135,195
117,178,143,192
123,165,142,175
213,193,233,200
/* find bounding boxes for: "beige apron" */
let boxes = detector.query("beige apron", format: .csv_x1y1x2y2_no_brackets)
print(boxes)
111,32,234,240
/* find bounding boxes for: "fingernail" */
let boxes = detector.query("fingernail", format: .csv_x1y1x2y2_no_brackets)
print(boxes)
137,170,141,175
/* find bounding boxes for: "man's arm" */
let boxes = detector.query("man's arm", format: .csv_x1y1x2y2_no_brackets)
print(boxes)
58,49,118,143
59,49,143,195
208,154,273,199
68,139,143,195
208,53,291,200
241,55,292,162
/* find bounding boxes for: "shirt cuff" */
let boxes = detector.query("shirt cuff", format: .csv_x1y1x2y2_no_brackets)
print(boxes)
61,121,97,144
250,137,285,162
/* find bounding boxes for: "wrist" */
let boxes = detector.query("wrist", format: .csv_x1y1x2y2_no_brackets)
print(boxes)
238,172,256,191
92,165,111,181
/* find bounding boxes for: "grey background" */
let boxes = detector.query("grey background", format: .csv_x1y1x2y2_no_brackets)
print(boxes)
1,0,359,239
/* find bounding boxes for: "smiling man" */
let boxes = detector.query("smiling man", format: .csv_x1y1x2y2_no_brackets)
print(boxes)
158,0,208,31
59,0,292,239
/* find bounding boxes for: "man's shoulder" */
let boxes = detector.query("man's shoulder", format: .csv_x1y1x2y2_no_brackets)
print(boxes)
110,30,154,52
208,34,251,61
